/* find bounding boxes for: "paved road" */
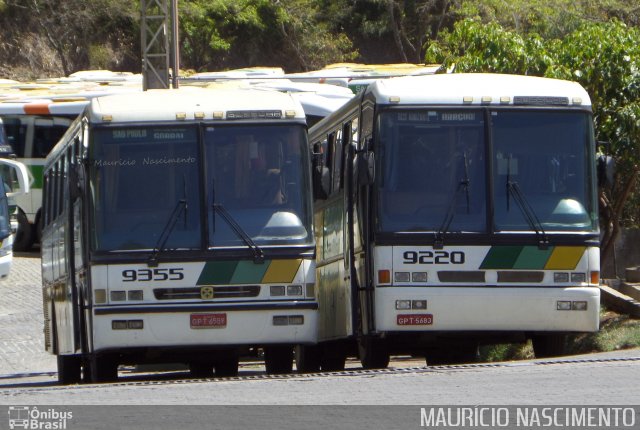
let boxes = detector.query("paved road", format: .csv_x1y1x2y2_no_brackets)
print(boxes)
1,254,639,408
0,253,55,376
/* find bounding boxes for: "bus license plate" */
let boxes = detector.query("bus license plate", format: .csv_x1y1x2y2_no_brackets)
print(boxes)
397,314,433,326
190,313,227,329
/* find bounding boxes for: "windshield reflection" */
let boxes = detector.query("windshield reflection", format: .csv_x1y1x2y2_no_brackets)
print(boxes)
377,110,486,233
90,124,312,252
205,125,312,247
90,126,201,251
492,111,596,232
376,109,597,235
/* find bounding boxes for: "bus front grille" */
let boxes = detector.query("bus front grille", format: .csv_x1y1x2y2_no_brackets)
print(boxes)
153,285,261,300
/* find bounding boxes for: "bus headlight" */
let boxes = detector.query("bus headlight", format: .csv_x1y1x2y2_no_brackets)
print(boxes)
572,301,588,311
94,289,107,304
570,273,586,283
395,300,411,310
287,285,303,296
554,272,569,283
394,272,410,282
270,286,285,296
305,283,315,298
412,272,428,282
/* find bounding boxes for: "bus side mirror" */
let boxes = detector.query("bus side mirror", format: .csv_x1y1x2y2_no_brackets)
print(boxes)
597,154,615,188
69,164,85,200
312,142,330,200
357,151,375,186
313,165,330,200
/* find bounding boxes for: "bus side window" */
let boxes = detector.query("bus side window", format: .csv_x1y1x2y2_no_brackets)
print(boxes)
332,128,343,193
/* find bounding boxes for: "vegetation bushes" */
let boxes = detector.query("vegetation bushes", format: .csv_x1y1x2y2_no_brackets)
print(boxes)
1,0,640,255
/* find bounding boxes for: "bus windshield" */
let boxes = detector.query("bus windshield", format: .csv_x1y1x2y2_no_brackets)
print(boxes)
376,109,597,235
492,111,596,232
89,124,312,252
90,126,202,251
377,110,486,233
204,125,312,247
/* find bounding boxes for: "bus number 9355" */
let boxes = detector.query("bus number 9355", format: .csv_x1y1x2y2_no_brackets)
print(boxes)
403,250,465,265
122,268,185,282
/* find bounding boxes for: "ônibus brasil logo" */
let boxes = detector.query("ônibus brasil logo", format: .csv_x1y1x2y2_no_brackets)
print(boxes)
8,406,72,430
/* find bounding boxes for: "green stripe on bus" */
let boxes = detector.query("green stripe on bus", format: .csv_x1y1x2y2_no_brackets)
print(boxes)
28,164,44,189
197,261,239,285
229,260,270,284
479,246,524,269
513,246,554,269
197,259,303,285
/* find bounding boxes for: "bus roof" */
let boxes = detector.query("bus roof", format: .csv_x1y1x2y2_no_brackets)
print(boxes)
367,73,592,108
88,87,307,123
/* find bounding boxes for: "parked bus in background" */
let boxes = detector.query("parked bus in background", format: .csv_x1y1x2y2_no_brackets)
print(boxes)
303,73,600,371
0,158,30,279
41,88,316,383
0,75,140,251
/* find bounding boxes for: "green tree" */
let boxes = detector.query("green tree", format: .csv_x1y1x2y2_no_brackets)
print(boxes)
0,0,138,77
318,0,457,64
425,19,640,267
546,22,640,262
179,0,356,72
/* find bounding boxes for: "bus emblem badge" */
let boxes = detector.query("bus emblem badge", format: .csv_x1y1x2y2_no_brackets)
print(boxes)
200,287,214,300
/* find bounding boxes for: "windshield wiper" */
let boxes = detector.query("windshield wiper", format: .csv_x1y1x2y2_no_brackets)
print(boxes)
505,156,549,249
212,203,265,263
148,175,189,267
434,154,471,249
148,199,187,267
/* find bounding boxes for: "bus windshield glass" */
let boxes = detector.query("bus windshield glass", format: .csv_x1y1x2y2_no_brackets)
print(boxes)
204,125,312,247
377,110,486,233
492,110,596,232
90,126,202,251
376,109,597,235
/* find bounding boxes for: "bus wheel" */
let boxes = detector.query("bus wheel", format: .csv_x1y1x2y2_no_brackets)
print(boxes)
215,353,239,377
358,337,390,369
531,334,567,358
264,346,293,374
189,362,214,378
12,210,32,252
57,355,82,385
295,345,321,373
426,345,479,366
320,343,346,371
90,354,118,383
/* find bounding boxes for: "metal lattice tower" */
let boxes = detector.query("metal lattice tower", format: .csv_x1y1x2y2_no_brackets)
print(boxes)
141,0,179,90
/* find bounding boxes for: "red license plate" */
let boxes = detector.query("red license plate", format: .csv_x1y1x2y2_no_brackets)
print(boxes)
397,314,433,326
190,313,227,329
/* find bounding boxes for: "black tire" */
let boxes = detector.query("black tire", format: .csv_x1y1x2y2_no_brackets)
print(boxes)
189,362,214,378
215,353,239,377
358,337,390,369
35,212,43,244
426,345,479,366
531,334,568,358
90,354,119,383
264,346,294,374
57,354,82,385
295,345,321,373
320,343,347,371
12,210,32,252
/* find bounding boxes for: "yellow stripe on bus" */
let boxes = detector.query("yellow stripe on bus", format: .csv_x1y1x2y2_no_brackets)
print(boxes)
544,246,586,270
262,259,302,283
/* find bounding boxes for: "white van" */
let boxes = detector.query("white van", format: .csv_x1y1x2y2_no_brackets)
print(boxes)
0,158,30,279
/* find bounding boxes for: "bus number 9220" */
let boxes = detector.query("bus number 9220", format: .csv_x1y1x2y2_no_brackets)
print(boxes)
402,251,465,265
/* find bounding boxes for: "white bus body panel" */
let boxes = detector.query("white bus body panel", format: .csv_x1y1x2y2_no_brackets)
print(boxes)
92,310,318,351
90,260,317,351
373,245,600,333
